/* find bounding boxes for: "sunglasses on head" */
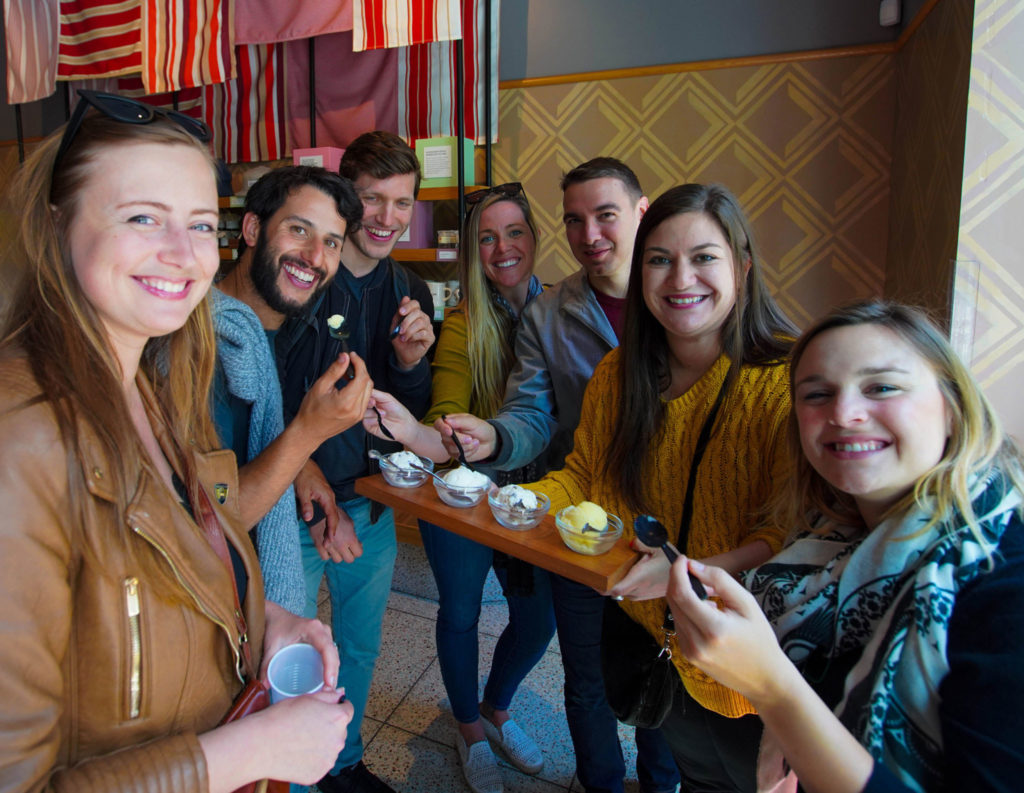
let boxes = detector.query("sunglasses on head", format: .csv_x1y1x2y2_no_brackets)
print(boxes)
464,182,525,212
52,90,212,178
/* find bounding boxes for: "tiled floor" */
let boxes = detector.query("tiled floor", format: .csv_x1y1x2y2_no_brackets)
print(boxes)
316,541,645,792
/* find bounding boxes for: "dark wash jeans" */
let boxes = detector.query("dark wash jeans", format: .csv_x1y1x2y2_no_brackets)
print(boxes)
420,520,556,722
550,574,680,793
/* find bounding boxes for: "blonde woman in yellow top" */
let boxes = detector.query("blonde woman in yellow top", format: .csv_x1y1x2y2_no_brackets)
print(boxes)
367,185,553,793
528,184,797,793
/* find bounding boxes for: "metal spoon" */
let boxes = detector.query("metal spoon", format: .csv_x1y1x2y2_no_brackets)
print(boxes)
633,515,707,600
329,319,394,439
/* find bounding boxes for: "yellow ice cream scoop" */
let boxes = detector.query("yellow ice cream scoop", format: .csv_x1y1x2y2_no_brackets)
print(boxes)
562,501,608,532
576,501,608,531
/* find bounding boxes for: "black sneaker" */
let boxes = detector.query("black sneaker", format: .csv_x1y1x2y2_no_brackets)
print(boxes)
316,761,398,793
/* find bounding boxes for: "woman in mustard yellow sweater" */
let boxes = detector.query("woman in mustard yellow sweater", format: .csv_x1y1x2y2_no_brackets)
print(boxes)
528,184,798,793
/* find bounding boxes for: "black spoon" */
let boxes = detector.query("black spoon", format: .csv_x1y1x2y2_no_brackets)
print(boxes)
328,317,395,440
441,413,472,469
327,317,355,382
633,515,707,600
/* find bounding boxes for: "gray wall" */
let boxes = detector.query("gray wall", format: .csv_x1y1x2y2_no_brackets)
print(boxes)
500,0,911,81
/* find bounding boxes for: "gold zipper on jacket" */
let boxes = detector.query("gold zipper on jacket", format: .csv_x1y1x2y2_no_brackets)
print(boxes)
124,576,142,719
131,525,245,682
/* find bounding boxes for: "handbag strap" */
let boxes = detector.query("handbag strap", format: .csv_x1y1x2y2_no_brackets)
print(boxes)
662,376,729,635
194,485,257,681
678,377,728,552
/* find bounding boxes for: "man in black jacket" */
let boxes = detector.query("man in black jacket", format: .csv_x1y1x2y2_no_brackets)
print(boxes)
278,131,434,793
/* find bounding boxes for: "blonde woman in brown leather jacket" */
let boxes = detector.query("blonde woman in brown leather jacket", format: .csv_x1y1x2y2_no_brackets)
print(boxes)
0,93,352,793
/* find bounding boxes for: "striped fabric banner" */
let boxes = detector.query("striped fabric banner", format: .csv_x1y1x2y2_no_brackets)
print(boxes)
141,0,234,93
353,0,461,53
285,31,397,153
57,0,142,81
72,74,204,115
398,0,499,144
203,44,288,163
3,0,60,103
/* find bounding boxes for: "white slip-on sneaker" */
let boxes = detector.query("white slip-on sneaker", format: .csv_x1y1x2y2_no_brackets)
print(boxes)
456,731,504,793
482,717,544,775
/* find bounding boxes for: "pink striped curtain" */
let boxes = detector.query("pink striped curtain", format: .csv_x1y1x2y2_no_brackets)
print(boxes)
68,61,287,165
4,0,235,103
3,0,59,103
398,0,499,144
203,44,288,163
353,0,461,52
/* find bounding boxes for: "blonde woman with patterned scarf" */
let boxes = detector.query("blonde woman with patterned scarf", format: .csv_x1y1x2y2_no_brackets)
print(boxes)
667,300,1024,793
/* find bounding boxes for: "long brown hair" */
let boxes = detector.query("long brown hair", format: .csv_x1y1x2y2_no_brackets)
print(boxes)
774,300,1024,540
607,184,798,513
459,191,540,417
1,112,221,535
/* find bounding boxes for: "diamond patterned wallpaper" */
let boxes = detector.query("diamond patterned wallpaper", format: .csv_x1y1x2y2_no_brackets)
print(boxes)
493,55,895,328
954,0,1024,441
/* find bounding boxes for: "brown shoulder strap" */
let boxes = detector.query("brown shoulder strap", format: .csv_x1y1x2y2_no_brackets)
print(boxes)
194,485,256,681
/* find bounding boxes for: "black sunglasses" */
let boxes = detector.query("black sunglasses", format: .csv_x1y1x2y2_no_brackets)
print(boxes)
465,182,525,211
52,90,212,178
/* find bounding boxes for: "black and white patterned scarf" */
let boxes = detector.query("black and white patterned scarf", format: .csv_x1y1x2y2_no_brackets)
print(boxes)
744,469,1021,792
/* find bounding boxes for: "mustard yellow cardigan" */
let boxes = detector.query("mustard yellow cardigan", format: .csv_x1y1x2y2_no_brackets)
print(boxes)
424,307,477,425
528,349,791,718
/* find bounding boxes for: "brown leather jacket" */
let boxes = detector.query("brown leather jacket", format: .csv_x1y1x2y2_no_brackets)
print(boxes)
0,354,265,793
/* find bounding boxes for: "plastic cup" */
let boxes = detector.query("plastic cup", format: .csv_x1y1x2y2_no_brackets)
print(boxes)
267,643,324,703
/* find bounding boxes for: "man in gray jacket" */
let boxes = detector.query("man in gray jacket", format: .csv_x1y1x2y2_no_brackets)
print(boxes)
445,159,679,793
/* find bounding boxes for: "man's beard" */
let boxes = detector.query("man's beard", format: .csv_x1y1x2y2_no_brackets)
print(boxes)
249,227,330,317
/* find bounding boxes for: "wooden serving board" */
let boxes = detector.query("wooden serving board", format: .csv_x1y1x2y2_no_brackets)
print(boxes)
354,474,637,590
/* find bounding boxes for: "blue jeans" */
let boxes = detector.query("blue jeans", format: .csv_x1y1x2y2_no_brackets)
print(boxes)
300,497,397,771
550,575,680,793
420,520,556,723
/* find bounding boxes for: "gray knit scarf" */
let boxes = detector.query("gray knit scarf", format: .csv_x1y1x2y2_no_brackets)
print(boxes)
744,469,1021,792
210,288,305,615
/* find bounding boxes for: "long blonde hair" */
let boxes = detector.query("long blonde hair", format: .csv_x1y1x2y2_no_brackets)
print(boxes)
1,111,221,533
458,191,540,418
775,300,1024,541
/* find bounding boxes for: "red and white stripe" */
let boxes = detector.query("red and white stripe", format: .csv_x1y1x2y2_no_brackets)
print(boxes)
4,0,60,103
203,44,288,163
141,0,234,94
353,0,461,52
57,0,142,81
398,0,498,144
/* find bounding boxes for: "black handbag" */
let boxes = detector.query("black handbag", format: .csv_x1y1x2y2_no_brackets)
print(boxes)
600,380,727,729
601,598,680,728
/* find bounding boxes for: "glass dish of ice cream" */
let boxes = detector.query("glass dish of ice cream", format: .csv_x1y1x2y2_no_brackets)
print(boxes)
433,465,492,507
555,501,623,555
377,450,434,488
488,485,549,531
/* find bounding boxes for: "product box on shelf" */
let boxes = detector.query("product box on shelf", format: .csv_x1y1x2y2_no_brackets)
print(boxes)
292,147,346,172
394,201,434,248
415,137,474,188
